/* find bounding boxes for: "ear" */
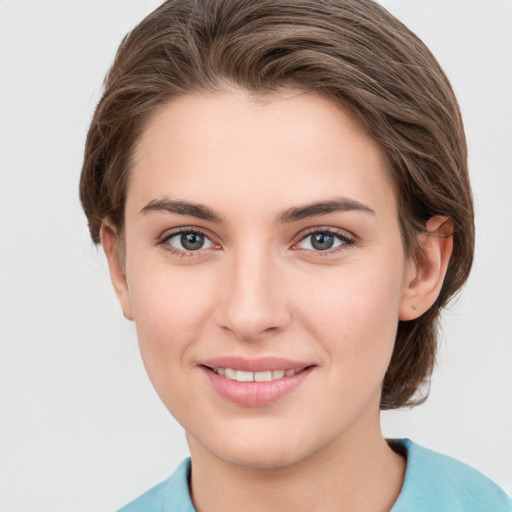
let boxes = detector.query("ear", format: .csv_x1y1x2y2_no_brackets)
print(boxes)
399,216,454,321
100,221,134,321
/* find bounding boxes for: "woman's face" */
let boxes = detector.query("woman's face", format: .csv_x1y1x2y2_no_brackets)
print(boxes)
114,88,415,468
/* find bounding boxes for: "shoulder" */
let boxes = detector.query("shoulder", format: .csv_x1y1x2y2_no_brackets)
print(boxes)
116,458,195,512
391,439,512,512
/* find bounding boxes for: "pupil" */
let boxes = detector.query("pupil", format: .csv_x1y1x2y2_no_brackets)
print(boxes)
181,233,204,250
312,233,334,251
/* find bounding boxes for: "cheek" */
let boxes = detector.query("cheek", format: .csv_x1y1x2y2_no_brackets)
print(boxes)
292,255,404,364
124,263,221,417
126,261,217,366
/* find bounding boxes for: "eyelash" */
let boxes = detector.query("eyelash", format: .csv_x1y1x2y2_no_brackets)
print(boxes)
295,227,356,257
157,228,218,259
157,226,356,259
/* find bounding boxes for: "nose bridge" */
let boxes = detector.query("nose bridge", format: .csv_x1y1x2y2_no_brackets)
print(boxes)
218,242,290,340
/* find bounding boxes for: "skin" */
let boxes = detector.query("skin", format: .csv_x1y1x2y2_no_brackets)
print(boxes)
102,88,453,512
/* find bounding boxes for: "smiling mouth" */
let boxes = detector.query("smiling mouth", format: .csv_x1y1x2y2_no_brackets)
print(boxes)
201,362,315,406
205,366,308,382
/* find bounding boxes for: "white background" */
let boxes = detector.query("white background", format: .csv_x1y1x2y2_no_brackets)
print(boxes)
0,1,511,511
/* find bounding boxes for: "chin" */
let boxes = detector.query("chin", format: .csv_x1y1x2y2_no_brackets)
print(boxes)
211,444,303,470
191,422,319,470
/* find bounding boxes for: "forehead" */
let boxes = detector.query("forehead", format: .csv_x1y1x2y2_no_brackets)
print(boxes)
128,88,396,219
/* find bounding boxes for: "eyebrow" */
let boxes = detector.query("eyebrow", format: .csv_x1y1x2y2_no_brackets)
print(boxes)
139,196,375,224
140,198,225,223
276,198,375,223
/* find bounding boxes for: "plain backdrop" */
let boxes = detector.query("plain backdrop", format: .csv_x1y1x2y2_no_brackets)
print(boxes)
0,1,511,511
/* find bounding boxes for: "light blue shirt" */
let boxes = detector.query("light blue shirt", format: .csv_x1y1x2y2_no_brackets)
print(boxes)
117,439,512,511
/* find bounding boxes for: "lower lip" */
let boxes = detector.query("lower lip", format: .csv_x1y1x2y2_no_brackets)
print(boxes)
201,366,314,407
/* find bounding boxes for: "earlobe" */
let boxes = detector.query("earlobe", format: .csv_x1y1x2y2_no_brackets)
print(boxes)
100,222,134,321
399,216,454,321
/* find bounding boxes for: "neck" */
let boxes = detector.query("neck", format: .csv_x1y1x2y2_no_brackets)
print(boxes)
187,404,406,512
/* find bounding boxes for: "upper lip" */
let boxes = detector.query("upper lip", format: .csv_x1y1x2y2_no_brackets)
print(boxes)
199,356,314,373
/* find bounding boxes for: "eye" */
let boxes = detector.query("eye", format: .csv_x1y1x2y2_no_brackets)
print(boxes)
295,229,354,253
160,229,216,254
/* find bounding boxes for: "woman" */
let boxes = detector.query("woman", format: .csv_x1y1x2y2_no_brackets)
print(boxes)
79,0,512,510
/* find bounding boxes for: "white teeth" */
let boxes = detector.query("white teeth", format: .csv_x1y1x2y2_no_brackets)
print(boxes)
236,370,254,382
213,367,299,382
225,368,237,379
254,370,272,382
272,369,285,379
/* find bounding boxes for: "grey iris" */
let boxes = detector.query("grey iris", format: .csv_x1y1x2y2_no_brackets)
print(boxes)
311,232,334,250
181,233,204,250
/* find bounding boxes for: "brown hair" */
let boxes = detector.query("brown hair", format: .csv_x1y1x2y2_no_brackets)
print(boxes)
80,0,474,409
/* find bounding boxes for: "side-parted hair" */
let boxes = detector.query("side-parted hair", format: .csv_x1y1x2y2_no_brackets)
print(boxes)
79,0,474,409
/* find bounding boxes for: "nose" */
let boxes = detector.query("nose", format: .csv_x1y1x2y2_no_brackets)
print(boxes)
216,246,291,342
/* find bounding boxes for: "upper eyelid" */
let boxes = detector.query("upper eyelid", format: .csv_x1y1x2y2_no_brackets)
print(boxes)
158,226,217,243
295,226,355,243
158,228,218,258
